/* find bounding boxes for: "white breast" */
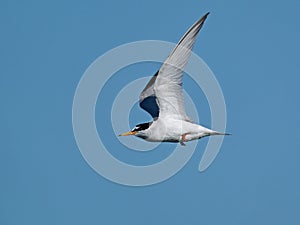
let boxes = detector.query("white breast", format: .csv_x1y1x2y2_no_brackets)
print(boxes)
142,116,208,142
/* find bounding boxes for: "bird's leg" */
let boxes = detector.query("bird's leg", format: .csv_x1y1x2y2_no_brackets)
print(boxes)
180,133,190,146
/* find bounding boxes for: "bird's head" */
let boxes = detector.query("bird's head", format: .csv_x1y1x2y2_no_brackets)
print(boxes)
119,122,151,138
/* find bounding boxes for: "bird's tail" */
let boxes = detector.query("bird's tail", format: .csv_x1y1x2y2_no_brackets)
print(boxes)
211,131,232,136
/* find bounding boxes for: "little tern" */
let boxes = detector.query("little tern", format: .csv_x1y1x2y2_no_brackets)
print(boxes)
119,12,230,145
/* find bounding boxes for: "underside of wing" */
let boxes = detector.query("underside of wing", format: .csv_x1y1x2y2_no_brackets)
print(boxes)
139,71,159,118
154,13,210,121
139,13,209,120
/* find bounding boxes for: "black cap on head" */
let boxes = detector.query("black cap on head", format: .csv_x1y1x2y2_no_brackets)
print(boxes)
132,122,151,132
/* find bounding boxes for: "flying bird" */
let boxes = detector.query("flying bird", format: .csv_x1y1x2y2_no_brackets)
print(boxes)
119,12,230,145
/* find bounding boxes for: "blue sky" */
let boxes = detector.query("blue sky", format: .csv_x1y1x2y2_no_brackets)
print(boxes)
1,0,300,224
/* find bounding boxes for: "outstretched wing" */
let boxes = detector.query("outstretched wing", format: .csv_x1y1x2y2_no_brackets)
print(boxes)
139,12,209,120
139,70,159,118
155,12,209,120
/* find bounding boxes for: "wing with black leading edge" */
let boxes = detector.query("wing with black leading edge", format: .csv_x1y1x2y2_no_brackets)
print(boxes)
139,13,209,120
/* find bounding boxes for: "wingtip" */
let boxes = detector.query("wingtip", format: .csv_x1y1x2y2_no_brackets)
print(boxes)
200,12,210,23
203,12,210,19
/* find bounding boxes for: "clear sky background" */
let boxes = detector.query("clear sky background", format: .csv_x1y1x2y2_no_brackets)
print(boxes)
1,0,300,225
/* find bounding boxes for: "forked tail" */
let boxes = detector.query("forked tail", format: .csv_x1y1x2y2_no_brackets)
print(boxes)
211,131,232,136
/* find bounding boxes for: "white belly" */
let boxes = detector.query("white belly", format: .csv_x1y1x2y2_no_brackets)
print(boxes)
143,117,211,143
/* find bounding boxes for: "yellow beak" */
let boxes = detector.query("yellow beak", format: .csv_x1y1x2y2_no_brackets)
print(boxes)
119,131,137,136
